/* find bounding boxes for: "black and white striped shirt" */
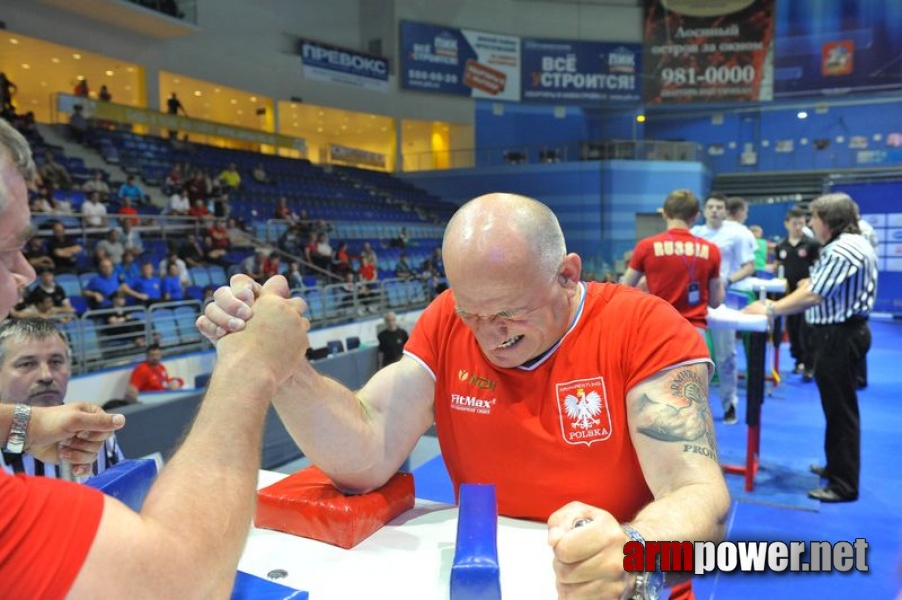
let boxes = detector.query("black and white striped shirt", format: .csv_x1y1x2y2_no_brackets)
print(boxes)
805,233,878,325
1,436,125,479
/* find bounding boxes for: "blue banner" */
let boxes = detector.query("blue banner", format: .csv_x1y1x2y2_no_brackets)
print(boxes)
521,39,642,104
830,180,902,314
774,1,902,98
300,40,388,93
400,21,521,101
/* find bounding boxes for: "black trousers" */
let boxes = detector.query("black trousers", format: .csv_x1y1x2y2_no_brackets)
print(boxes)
809,319,871,498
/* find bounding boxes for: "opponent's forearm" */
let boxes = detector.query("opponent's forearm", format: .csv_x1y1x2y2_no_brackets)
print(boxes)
273,361,389,493
138,360,272,590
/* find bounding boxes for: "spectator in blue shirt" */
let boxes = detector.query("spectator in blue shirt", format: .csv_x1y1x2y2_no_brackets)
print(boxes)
84,258,122,309
117,175,145,204
114,249,141,288
126,262,163,305
161,262,184,301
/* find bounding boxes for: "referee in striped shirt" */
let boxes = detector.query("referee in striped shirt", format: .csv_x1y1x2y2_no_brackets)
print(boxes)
745,193,877,503
0,317,124,478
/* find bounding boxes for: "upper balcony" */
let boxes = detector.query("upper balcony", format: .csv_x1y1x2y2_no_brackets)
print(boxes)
37,0,198,39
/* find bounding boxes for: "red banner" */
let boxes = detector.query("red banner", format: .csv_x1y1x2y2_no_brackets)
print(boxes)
643,0,775,104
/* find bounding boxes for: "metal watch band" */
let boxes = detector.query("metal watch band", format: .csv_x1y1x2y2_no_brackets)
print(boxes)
621,524,663,600
5,403,32,454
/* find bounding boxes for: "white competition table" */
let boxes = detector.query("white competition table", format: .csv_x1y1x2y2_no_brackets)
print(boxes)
706,304,770,492
238,470,557,600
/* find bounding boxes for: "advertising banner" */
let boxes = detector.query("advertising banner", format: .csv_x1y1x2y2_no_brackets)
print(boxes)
774,0,902,97
329,144,386,169
643,0,776,104
521,39,642,104
300,40,389,93
400,21,520,101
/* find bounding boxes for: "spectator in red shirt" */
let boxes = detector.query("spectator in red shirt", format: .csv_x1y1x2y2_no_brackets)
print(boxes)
125,344,183,401
188,198,210,219
117,197,139,227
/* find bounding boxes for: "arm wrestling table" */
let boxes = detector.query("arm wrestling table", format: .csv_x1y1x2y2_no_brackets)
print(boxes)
729,276,788,387
707,304,769,492
235,470,557,600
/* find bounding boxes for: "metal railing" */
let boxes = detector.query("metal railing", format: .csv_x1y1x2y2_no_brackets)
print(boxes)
401,139,704,171
54,299,206,373
291,276,441,326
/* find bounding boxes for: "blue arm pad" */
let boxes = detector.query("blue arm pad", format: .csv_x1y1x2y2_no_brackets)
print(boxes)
83,458,158,512
230,571,308,600
450,484,501,600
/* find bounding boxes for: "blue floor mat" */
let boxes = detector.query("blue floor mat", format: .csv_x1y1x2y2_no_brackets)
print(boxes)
721,452,821,512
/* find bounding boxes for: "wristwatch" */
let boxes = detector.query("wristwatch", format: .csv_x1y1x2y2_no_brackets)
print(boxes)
622,524,664,600
5,404,32,454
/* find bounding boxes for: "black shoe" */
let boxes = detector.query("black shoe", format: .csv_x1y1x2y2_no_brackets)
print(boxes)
723,406,737,425
810,464,827,477
793,362,805,374
808,486,857,503
856,379,867,390
802,369,814,382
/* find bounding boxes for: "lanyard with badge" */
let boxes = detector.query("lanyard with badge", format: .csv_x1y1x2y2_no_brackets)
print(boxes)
670,232,701,305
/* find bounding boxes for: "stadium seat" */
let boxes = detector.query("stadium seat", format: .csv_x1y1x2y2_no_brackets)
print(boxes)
151,308,180,347
56,273,82,297
346,336,360,350
327,340,344,355
189,267,211,287
174,306,203,344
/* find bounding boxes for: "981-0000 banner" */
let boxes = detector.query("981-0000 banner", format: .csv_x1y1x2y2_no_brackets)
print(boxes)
643,0,775,104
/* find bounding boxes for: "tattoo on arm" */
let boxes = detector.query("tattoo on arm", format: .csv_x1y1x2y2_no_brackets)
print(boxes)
634,367,718,461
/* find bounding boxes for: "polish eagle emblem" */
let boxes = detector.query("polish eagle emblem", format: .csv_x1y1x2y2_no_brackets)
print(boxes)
563,387,603,430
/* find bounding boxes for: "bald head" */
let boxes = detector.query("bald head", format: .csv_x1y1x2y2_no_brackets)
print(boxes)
443,193,566,282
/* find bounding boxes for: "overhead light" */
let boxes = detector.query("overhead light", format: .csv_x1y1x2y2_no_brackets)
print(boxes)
173,78,180,83
214,87,220,93
51,57,60,63
10,38,19,45
797,111,808,119
40,81,47,87
250,96,257,102
317,127,323,133
237,109,243,115
230,99,237,104
126,67,134,73
636,114,646,123
194,90,202,96
21,63,30,69
105,70,114,76
73,53,82,60
292,122,298,127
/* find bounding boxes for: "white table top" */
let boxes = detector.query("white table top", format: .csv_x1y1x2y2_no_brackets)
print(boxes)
239,470,556,600
729,276,787,294
707,305,769,332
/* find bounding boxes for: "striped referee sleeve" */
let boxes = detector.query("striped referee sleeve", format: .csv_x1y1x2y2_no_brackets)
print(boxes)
806,233,878,324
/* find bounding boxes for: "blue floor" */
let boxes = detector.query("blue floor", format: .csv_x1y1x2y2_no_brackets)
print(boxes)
409,319,902,598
